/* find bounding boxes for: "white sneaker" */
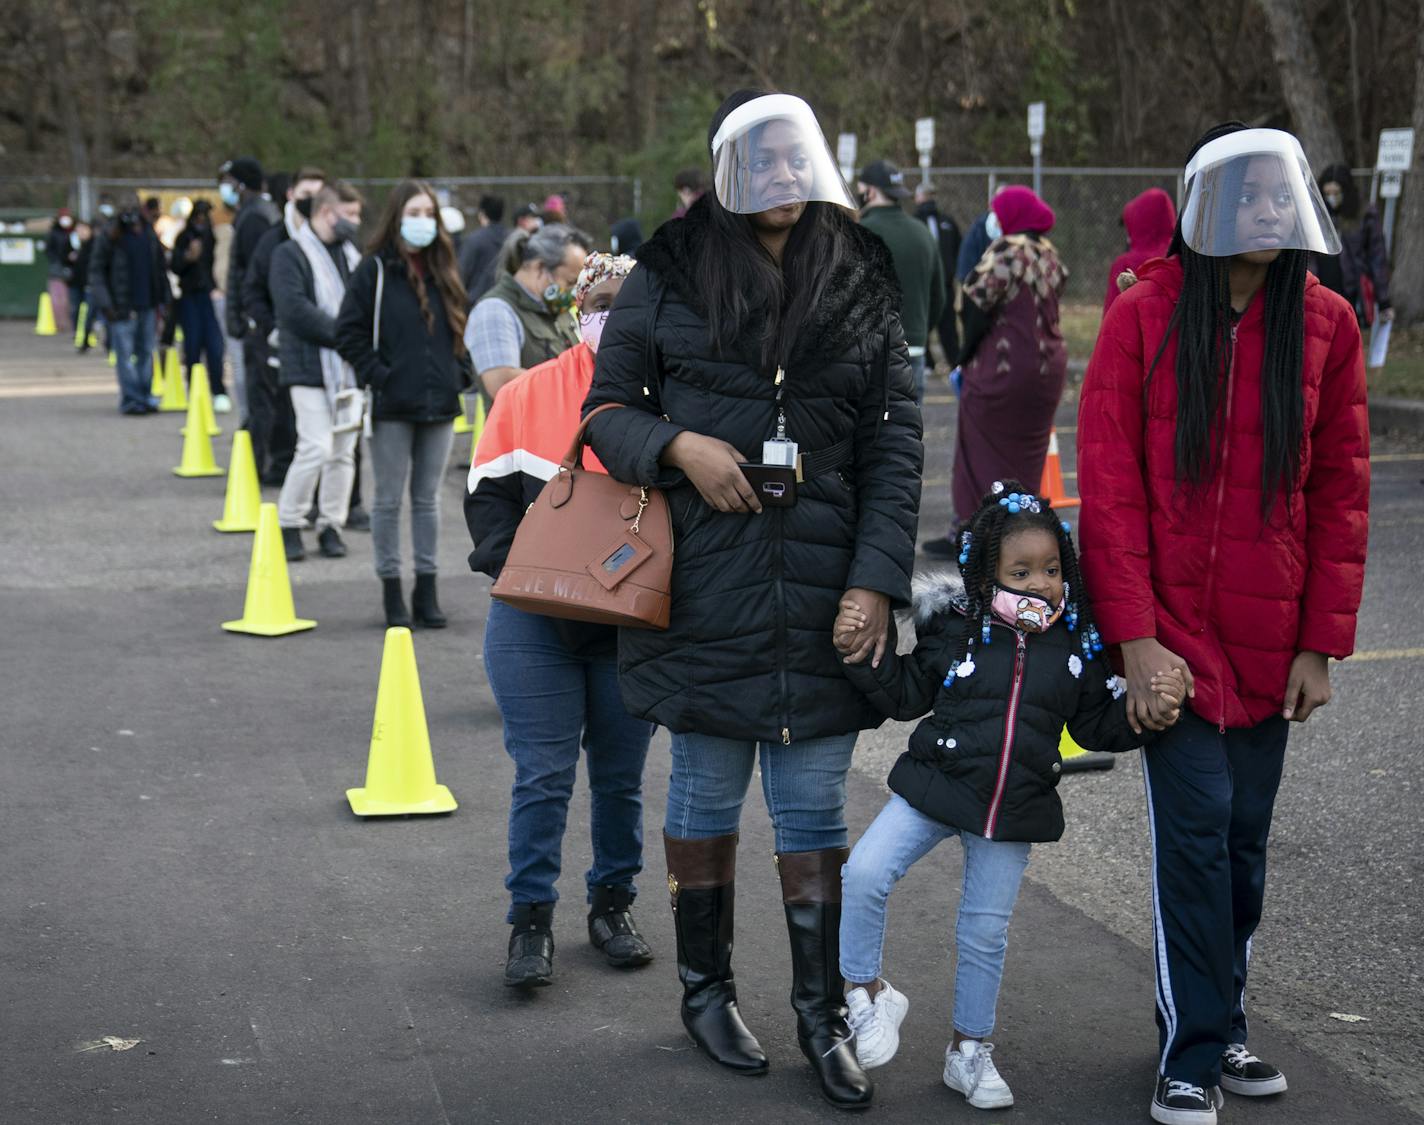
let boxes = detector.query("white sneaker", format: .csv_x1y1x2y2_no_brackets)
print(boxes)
845,980,909,1068
213,393,232,414
944,1039,1014,1109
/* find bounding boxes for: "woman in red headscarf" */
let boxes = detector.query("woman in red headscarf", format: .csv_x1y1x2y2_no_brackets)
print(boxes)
948,185,1068,529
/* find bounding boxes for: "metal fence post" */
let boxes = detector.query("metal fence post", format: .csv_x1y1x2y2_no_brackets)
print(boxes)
633,176,642,218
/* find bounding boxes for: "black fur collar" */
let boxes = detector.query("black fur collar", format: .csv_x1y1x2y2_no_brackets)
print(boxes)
634,196,902,368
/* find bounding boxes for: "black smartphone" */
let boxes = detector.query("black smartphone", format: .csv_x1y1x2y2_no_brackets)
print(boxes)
739,463,798,508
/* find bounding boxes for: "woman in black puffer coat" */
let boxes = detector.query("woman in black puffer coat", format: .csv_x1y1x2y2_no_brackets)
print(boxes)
582,90,923,1109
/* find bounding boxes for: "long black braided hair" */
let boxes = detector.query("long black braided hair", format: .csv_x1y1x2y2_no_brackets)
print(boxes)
947,480,1103,682
1147,121,1307,521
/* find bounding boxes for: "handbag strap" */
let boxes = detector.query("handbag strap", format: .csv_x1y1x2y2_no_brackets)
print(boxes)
561,402,625,471
372,256,385,353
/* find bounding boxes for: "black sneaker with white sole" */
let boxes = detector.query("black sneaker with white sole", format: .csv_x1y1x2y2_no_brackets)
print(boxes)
1220,1043,1288,1096
1151,1075,1217,1124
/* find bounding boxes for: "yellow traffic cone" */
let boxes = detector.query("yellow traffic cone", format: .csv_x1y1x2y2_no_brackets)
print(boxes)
35,292,56,336
150,352,165,399
1059,724,1115,773
183,364,221,437
464,394,487,464
158,349,186,411
222,503,316,636
346,627,457,816
213,430,261,532
73,303,89,347
157,349,188,412
172,381,225,478
108,350,117,366
452,395,473,435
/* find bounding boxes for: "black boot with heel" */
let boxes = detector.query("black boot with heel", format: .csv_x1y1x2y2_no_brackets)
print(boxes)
778,847,873,1110
665,832,768,1075
382,577,412,628
411,573,447,628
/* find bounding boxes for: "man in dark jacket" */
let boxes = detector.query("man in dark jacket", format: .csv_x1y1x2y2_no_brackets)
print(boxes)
457,195,508,305
914,183,962,366
90,198,172,415
220,157,278,339
243,166,325,484
858,160,945,403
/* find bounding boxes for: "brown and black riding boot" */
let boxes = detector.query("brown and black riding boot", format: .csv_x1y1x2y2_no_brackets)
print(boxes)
777,848,873,1110
665,832,768,1075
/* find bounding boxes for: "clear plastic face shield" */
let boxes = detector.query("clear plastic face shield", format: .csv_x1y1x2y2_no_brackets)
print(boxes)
710,94,858,215
1180,129,1341,257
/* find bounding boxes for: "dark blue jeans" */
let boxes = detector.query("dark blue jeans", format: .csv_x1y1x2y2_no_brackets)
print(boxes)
484,600,654,919
1141,713,1288,1087
109,309,157,413
178,292,226,396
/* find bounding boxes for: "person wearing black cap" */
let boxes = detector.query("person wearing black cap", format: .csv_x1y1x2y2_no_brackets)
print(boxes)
857,160,945,404
457,194,509,305
218,156,279,376
512,203,543,234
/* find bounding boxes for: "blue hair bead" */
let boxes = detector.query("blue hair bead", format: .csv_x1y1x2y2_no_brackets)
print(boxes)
1007,502,1020,514
1061,521,1072,533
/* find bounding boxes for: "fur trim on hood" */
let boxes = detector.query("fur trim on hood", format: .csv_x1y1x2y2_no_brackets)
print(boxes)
633,195,902,369
910,569,968,626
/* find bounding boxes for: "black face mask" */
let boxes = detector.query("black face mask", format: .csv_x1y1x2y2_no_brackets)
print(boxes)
855,190,870,209
295,197,314,220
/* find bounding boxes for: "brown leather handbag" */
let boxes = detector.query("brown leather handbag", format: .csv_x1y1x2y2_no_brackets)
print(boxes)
491,403,673,629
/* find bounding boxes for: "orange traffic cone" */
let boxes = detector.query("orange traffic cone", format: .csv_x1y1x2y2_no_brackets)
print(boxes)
221,503,316,636
346,628,458,816
1040,429,1080,510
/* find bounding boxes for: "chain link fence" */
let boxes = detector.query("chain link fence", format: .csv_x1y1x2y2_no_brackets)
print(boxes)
925,166,1382,302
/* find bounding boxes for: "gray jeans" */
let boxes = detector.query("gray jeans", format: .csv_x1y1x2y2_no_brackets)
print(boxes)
369,419,456,579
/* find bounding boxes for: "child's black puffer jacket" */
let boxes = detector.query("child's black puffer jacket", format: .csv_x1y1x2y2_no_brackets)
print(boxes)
844,572,1147,843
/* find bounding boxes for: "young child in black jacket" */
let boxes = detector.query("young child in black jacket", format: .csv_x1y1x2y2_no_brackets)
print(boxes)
833,481,1184,1111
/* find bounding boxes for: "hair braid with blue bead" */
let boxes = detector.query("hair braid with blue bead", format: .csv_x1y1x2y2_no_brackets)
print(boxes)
952,480,1103,678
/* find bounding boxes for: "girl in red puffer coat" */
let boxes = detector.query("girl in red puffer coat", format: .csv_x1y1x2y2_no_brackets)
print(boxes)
1077,123,1369,1125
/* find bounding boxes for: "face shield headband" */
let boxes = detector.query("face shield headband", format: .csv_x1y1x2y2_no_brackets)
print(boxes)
709,94,858,216
1180,129,1341,257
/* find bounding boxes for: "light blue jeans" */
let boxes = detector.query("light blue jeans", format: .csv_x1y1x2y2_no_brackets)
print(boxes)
840,793,1031,1039
666,732,858,853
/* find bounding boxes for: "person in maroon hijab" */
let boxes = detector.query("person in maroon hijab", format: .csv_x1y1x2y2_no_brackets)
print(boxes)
1104,187,1177,313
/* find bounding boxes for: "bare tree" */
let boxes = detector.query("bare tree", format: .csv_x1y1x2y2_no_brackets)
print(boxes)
1255,0,1348,164
1386,0,1424,325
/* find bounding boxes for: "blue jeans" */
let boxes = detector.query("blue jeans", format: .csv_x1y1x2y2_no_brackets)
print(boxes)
840,793,1031,1039
109,309,157,413
908,352,927,404
483,600,654,918
665,731,857,853
177,292,227,396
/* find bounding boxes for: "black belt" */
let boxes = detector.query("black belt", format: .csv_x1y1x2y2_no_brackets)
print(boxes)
797,437,854,482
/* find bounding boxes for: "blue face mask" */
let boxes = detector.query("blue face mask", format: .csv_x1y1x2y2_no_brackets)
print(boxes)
219,182,240,208
400,216,438,249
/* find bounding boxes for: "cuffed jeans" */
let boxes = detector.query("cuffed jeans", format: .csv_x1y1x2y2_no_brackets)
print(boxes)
109,309,157,413
665,730,857,853
277,386,357,532
1141,713,1288,1086
840,793,1031,1039
369,419,455,579
484,600,653,917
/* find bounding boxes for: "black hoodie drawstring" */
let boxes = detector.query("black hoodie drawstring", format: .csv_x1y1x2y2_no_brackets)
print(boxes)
875,313,891,441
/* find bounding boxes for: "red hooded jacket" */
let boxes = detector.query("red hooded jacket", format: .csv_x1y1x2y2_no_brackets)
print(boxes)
1103,189,1177,313
1077,257,1369,729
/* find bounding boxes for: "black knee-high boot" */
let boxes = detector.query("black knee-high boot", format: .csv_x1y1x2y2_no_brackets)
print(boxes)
665,832,768,1075
777,847,873,1110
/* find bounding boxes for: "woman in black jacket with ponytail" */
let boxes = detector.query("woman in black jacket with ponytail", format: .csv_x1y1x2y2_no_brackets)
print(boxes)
583,90,923,1110
336,179,473,627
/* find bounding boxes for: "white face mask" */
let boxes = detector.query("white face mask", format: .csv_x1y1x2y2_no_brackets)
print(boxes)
400,216,438,249
985,211,1003,240
578,310,609,353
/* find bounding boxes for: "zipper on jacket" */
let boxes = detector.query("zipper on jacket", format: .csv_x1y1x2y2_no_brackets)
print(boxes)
1200,322,1237,732
983,631,1028,840
772,508,792,746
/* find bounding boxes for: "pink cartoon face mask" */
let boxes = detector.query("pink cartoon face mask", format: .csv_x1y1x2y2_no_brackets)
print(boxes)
579,311,609,353
991,585,1065,633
